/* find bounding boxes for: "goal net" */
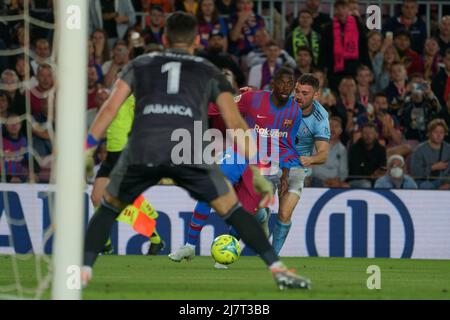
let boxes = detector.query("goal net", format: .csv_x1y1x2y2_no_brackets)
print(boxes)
0,0,87,300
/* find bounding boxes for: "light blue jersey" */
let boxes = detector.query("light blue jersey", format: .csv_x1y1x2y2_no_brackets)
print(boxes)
295,100,330,161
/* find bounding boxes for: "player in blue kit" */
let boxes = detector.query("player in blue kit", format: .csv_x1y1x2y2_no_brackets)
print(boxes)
271,73,331,255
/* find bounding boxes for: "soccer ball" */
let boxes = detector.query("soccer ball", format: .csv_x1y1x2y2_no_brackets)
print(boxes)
210,234,241,265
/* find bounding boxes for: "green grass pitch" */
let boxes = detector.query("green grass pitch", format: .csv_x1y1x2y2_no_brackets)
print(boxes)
1,255,450,300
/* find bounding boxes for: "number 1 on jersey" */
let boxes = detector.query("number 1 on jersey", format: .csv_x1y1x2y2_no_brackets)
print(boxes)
161,62,181,94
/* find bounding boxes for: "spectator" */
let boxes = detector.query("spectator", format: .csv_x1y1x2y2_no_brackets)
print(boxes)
197,0,229,50
31,98,53,160
313,68,336,111
373,44,400,92
142,0,173,15
331,76,366,145
304,0,332,34
87,66,99,111
247,40,281,90
374,154,418,189
215,0,237,19
437,15,450,57
0,91,11,120
87,39,104,83
102,41,129,89
293,46,314,80
400,74,441,142
175,0,200,15
244,28,296,70
1,69,25,116
354,92,411,158
355,65,375,110
1,113,29,183
30,38,51,75
141,5,165,46
311,116,349,187
431,48,450,107
411,119,450,190
367,30,383,65
91,29,111,66
435,92,450,143
229,0,265,57
347,0,361,21
320,0,371,92
348,123,387,188
383,0,427,54
285,9,321,66
89,0,136,49
29,64,53,117
124,28,146,59
423,37,440,80
385,61,409,106
197,29,245,87
393,29,424,76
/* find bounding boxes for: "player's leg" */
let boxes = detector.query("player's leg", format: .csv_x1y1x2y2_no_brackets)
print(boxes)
273,167,306,255
210,187,310,289
169,152,248,262
174,164,310,289
273,192,300,255
168,201,212,261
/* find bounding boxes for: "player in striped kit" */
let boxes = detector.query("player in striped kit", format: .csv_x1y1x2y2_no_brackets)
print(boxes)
270,74,330,255
168,68,303,265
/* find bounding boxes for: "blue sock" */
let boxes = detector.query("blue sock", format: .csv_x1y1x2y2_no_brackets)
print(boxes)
272,219,292,256
187,202,211,246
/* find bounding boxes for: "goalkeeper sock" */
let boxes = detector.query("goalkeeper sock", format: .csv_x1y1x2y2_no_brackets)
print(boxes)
223,204,278,267
186,202,211,246
84,200,121,267
272,219,292,256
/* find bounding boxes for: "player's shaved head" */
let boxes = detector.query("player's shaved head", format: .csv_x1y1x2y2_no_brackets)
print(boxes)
271,67,295,106
273,67,294,82
165,11,198,47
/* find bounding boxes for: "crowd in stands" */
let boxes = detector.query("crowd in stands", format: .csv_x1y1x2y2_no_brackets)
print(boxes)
0,0,449,190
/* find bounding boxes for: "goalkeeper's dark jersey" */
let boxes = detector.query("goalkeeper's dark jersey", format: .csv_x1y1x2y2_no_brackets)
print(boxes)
119,48,233,166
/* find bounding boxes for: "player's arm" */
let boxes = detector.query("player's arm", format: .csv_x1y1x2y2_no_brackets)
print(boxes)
300,140,329,167
89,79,131,140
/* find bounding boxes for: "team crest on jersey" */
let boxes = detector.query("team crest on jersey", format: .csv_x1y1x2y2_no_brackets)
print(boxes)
234,95,242,103
283,119,293,128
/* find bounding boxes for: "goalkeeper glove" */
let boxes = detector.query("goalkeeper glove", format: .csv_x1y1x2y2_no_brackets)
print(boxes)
249,165,274,208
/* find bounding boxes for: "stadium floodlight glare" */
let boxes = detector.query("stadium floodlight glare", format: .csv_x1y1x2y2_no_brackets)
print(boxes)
51,0,88,300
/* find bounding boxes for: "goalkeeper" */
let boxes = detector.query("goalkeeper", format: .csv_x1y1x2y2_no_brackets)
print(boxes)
88,94,164,255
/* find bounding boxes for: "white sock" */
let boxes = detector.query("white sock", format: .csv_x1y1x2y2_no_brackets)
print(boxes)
184,243,196,249
269,261,286,271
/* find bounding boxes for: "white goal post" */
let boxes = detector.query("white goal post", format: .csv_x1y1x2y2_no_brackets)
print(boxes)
51,0,88,300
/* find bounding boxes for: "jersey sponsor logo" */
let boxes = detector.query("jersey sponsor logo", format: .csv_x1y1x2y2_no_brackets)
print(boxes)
143,104,193,118
254,124,288,138
283,119,293,128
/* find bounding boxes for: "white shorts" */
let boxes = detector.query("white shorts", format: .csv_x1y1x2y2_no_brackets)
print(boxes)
263,167,308,197
287,167,308,197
